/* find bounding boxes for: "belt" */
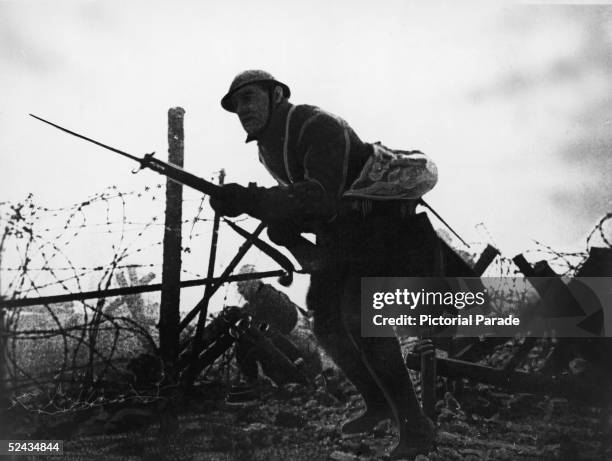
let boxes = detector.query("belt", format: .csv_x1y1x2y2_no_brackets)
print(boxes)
343,198,418,220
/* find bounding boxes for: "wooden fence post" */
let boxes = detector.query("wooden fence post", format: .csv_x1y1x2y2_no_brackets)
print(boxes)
159,107,184,436
160,107,184,367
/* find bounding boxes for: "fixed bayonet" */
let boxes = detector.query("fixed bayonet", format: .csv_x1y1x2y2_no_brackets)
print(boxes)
29,114,223,198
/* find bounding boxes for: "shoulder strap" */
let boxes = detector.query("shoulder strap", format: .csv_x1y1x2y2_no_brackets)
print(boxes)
283,105,297,184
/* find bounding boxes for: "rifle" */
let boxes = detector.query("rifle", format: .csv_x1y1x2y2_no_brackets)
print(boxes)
29,114,320,274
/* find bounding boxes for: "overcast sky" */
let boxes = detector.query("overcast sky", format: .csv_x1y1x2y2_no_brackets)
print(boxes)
1,1,611,309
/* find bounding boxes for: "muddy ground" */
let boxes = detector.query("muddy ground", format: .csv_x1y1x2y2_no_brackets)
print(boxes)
4,365,611,461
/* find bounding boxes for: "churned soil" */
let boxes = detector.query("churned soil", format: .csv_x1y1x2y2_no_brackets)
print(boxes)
7,371,609,461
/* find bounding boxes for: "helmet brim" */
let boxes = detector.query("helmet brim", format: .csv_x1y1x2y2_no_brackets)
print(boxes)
221,79,291,112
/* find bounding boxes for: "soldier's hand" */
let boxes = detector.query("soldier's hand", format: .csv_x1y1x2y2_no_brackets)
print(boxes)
209,183,255,217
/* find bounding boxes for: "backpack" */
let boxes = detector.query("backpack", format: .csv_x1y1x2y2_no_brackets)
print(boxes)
343,142,438,200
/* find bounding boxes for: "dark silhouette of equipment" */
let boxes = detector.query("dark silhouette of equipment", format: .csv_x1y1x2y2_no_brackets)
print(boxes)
177,306,309,387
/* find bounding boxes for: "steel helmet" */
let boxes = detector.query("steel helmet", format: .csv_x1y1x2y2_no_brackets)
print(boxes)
221,70,291,112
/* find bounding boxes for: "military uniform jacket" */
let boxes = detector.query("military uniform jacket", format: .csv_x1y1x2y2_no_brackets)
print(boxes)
251,102,373,228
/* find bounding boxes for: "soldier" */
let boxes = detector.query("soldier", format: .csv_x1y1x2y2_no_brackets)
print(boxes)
233,264,317,387
210,70,438,458
235,264,298,337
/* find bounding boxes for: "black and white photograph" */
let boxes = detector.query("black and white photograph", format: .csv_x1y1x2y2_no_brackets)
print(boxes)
1,1,611,459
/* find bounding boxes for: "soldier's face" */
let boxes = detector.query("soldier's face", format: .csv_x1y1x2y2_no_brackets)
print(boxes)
232,85,270,135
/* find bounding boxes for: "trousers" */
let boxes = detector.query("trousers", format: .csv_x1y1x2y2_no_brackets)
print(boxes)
307,212,445,422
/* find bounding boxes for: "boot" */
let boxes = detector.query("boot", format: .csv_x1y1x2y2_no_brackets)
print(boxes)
343,330,435,456
390,415,436,459
341,404,392,434
326,338,393,434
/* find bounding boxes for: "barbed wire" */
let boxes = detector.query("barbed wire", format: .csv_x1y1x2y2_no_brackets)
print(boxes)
0,183,242,414
1,184,217,295
1,184,610,416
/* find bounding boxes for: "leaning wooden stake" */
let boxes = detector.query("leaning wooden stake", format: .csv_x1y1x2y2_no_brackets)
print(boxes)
184,169,225,386
159,107,185,436
406,353,605,405
420,349,437,420
473,244,500,276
